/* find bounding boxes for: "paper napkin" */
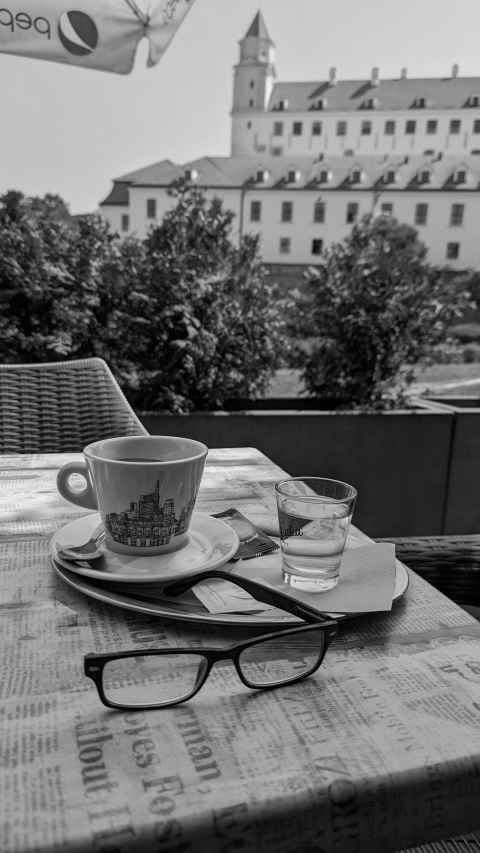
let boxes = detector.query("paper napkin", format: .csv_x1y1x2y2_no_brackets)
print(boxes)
193,543,397,615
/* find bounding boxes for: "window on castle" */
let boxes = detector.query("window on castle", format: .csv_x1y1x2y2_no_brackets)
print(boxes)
249,99,254,108
384,120,395,135
312,121,322,136
146,199,157,219
415,203,428,225
273,121,284,136
381,203,393,215
292,122,303,135
311,238,323,255
336,120,347,136
250,201,262,222
313,201,325,223
247,121,252,129
361,121,372,135
318,170,329,183
450,203,465,226
346,202,359,224
279,237,291,254
250,80,255,89
450,119,461,134
405,120,416,134
281,201,293,222
474,119,480,133
426,119,438,134
455,170,467,184
469,95,480,107
446,242,460,259
121,214,129,232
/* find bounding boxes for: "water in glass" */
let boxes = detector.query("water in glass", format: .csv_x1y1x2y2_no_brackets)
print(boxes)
278,504,352,591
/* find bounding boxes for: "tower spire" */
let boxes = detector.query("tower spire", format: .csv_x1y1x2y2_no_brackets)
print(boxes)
244,10,274,44
231,12,276,154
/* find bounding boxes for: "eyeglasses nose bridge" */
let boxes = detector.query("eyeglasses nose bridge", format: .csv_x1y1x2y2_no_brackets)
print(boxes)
211,648,235,664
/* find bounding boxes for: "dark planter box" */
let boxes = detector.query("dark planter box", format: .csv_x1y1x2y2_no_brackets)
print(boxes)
424,397,480,534
140,403,454,538
224,397,350,411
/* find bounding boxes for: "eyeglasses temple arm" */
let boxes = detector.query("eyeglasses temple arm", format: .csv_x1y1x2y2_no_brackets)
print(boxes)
163,569,335,625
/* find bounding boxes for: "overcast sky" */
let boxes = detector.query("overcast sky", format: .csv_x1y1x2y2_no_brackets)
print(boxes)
0,0,476,213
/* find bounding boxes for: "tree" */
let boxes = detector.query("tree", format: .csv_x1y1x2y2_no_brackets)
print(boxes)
0,186,288,412
111,181,289,411
293,214,471,409
0,190,74,361
26,193,71,224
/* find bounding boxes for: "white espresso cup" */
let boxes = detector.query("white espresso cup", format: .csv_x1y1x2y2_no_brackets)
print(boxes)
56,435,208,555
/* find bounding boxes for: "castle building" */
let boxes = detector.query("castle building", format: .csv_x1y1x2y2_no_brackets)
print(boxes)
99,11,480,270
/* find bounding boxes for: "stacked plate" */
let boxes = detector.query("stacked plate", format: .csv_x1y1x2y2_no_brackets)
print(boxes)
51,511,294,626
51,512,410,626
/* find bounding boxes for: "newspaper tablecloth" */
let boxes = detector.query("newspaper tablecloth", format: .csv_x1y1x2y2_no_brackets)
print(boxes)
1,448,479,853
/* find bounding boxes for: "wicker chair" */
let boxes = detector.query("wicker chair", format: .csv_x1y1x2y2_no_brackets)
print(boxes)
377,535,480,620
380,536,480,853
0,358,148,453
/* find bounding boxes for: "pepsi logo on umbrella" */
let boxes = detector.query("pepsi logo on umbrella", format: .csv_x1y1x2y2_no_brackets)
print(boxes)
0,0,197,74
58,10,98,56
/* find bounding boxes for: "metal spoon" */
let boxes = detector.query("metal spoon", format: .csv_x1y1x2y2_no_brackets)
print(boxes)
57,523,105,562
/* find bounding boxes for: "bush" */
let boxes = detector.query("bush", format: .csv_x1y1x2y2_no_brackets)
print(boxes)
463,344,480,363
0,186,289,412
291,215,472,409
428,342,464,365
456,270,480,318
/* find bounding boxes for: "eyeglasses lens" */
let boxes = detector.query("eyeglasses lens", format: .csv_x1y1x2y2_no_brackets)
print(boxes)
102,653,207,707
238,628,326,687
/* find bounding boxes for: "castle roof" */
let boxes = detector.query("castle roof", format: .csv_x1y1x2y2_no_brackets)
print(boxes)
99,154,480,205
268,77,480,112
100,181,130,206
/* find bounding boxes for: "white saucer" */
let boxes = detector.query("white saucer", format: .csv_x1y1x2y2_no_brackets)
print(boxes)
51,512,239,583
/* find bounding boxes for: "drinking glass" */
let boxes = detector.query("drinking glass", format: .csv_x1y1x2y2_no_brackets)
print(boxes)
275,477,357,593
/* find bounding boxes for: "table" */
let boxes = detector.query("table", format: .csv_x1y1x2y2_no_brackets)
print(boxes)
1,448,480,853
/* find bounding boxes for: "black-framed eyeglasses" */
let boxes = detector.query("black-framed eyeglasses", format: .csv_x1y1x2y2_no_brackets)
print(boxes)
84,569,337,710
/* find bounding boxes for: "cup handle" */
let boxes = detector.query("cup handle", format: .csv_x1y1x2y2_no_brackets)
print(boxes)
56,461,98,510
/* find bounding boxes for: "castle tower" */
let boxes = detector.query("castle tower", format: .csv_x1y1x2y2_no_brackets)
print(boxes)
231,11,276,155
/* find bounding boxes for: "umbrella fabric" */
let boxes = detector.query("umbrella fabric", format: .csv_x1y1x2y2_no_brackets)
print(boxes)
0,0,194,74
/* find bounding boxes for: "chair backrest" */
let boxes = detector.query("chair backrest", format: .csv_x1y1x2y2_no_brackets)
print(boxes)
0,358,148,453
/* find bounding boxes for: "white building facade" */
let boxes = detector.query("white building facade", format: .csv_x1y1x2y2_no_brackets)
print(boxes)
100,11,480,270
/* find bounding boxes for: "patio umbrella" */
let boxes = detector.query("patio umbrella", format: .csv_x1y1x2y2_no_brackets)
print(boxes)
0,0,195,74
